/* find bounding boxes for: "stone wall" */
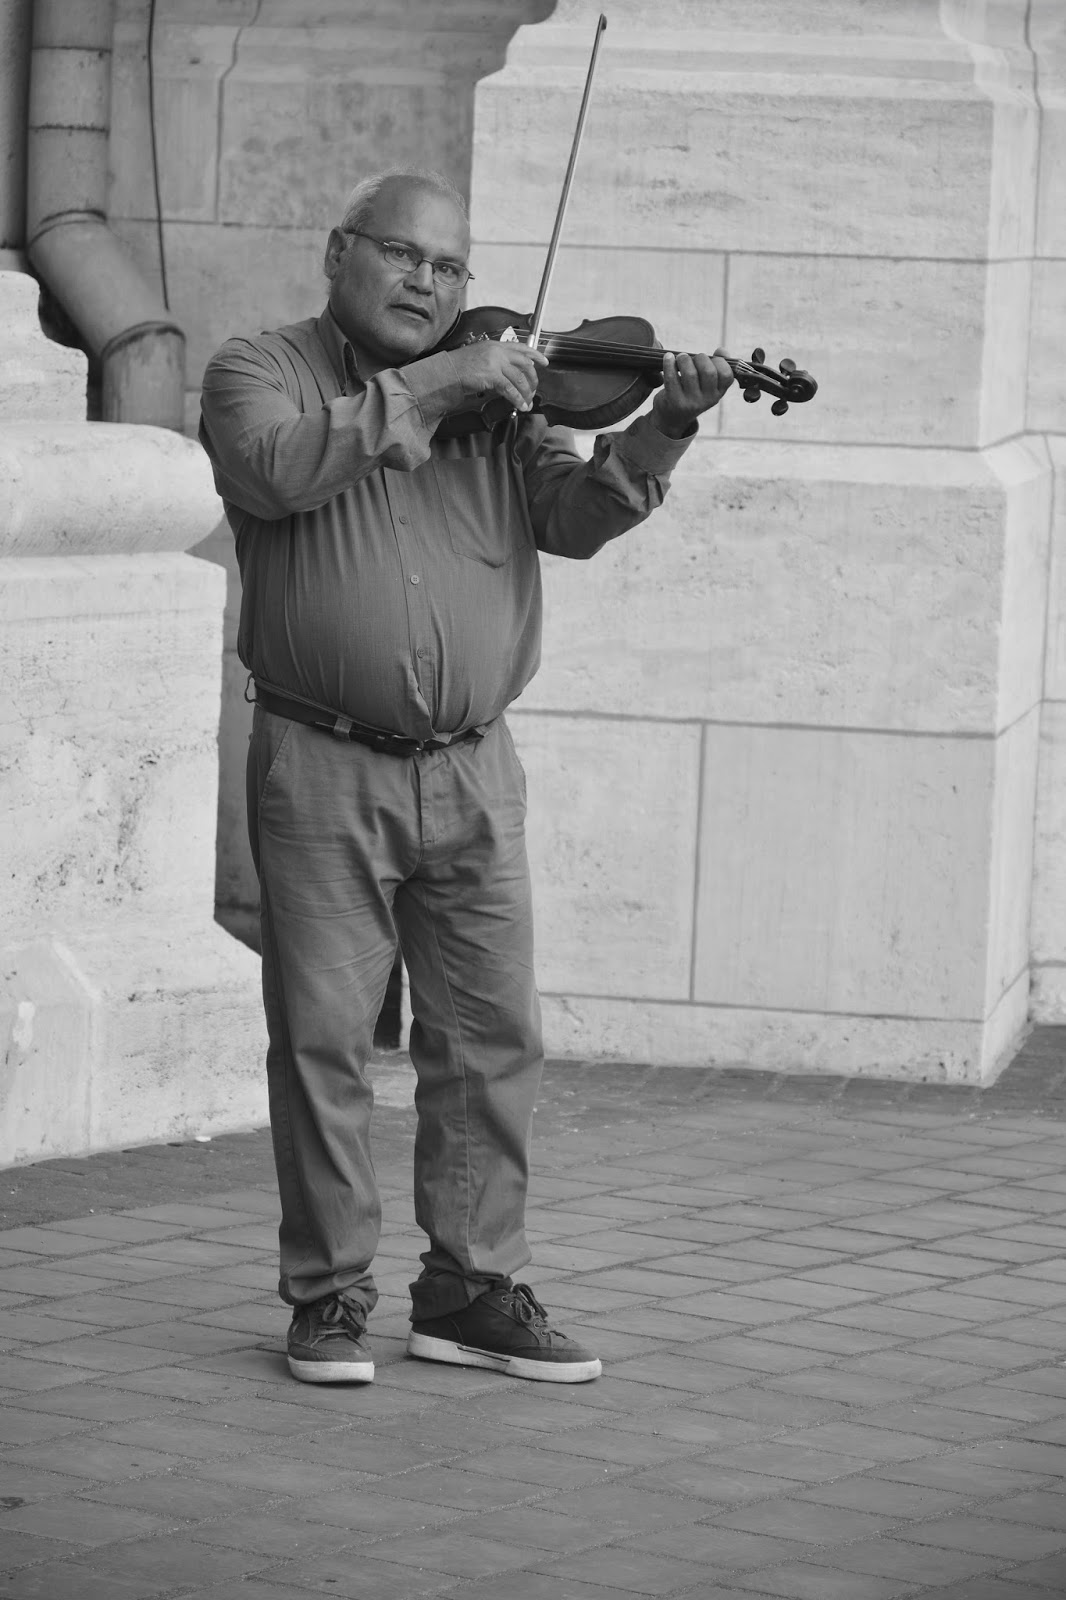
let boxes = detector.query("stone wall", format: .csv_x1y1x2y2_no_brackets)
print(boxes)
87,0,1064,1080
1028,2,1066,1021
0,270,267,1163
469,0,1061,1079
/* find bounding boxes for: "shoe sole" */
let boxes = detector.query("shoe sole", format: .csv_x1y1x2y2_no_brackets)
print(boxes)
287,1355,374,1384
406,1331,601,1383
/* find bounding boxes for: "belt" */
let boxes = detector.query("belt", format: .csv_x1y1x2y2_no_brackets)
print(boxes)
252,681,484,757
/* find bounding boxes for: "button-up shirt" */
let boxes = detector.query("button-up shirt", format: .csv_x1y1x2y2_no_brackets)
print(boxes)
199,306,692,739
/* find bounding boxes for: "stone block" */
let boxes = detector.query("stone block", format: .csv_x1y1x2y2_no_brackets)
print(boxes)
1,555,225,937
510,711,701,1000
538,994,1007,1086
218,73,473,230
0,422,221,555
0,272,86,422
993,435,1055,731
474,25,1018,261
1031,700,1066,1016
112,219,325,389
691,723,993,1020
110,18,237,224
520,439,1046,735
986,706,1041,1014
0,940,94,1167
1028,259,1066,435
0,925,267,1167
723,256,1029,449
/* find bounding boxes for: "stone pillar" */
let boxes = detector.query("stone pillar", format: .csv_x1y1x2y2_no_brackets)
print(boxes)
0,270,266,1163
1029,0,1066,1021
470,0,1052,1081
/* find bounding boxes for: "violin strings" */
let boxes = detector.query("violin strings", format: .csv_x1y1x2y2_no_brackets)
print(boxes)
534,334,767,385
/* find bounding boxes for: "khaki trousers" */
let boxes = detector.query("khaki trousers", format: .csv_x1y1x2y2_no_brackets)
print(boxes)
247,706,543,1322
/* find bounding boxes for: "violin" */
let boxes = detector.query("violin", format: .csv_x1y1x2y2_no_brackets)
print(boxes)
435,13,818,441
435,305,817,436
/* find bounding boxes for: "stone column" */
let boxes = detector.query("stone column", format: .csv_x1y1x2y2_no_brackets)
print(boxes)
470,0,1051,1081
1029,0,1066,1021
0,270,266,1163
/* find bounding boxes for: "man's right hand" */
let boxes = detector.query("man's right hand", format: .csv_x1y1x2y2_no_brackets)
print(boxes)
447,340,549,413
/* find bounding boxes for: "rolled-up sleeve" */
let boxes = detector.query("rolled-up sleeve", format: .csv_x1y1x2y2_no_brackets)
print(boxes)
198,337,467,521
516,413,695,560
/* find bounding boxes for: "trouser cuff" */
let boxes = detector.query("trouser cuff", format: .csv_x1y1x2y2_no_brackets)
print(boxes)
409,1269,513,1323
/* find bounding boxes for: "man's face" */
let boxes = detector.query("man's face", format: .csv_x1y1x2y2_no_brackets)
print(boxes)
324,179,469,369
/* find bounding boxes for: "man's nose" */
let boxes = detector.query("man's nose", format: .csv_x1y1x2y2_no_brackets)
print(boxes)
405,260,435,293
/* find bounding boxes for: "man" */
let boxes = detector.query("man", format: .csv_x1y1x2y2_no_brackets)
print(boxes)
199,167,732,1388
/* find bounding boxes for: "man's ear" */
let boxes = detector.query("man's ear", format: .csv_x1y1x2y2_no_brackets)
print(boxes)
324,228,347,282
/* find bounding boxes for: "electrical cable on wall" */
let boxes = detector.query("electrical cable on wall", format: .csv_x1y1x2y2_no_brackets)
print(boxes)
147,0,170,310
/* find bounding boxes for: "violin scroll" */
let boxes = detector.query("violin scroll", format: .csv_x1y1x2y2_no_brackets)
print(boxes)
737,347,818,416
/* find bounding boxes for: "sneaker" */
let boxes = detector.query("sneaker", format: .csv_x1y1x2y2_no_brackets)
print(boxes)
407,1283,601,1383
287,1293,374,1384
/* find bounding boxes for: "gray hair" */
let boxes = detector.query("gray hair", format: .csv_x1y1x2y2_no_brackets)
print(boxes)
338,168,468,236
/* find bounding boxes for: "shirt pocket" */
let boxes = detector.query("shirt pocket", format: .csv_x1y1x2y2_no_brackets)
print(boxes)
434,456,518,569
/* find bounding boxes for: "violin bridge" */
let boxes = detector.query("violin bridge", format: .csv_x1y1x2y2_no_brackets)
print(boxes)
499,325,521,343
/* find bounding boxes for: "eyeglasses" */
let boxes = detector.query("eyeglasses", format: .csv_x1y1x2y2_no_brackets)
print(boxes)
345,231,473,289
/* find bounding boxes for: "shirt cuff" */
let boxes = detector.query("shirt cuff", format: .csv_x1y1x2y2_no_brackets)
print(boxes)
610,412,697,475
401,350,470,427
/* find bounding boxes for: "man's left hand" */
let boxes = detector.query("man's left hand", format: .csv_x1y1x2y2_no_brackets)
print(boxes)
650,348,734,438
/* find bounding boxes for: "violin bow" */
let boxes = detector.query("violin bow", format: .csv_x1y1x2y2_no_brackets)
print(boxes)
525,13,607,353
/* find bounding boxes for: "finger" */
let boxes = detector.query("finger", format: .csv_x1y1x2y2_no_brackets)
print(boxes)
711,354,734,391
662,350,684,397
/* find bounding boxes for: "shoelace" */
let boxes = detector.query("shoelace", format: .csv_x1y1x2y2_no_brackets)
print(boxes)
499,1284,568,1345
312,1294,366,1343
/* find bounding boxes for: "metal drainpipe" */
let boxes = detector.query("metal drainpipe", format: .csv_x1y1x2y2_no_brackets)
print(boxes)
25,0,185,429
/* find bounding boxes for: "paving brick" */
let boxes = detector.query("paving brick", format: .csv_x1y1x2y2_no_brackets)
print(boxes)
756,1320,898,1356
25,1335,172,1375
530,1543,713,1595
711,1497,903,1545
867,1458,1050,1497
47,1216,182,1244
545,1481,709,1533
361,1526,543,1579
75,1471,277,1521
79,1531,282,1589
626,1457,798,1504
904,1513,1066,1560
1,1493,177,1546
728,1559,921,1597
794,1475,973,1519
807,1534,998,1585
779,1421,943,1463
629,1522,809,1569
0,1558,170,1598
186,1511,362,1558
458,1504,606,1552
930,1582,1062,1600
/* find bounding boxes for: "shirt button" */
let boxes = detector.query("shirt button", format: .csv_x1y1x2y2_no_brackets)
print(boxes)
416,648,428,660
397,514,409,525
410,574,421,585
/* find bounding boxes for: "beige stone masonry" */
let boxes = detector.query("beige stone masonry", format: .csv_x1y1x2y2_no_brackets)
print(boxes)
472,0,1053,1081
0,268,265,1164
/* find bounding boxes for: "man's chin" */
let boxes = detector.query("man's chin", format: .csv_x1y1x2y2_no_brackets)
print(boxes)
385,313,441,363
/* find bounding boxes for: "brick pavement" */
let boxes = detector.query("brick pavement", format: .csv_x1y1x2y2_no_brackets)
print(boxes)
1,1033,1065,1599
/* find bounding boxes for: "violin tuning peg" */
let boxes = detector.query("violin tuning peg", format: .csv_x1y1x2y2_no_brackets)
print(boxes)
779,358,796,374
771,399,789,417
743,386,761,403
750,347,765,366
